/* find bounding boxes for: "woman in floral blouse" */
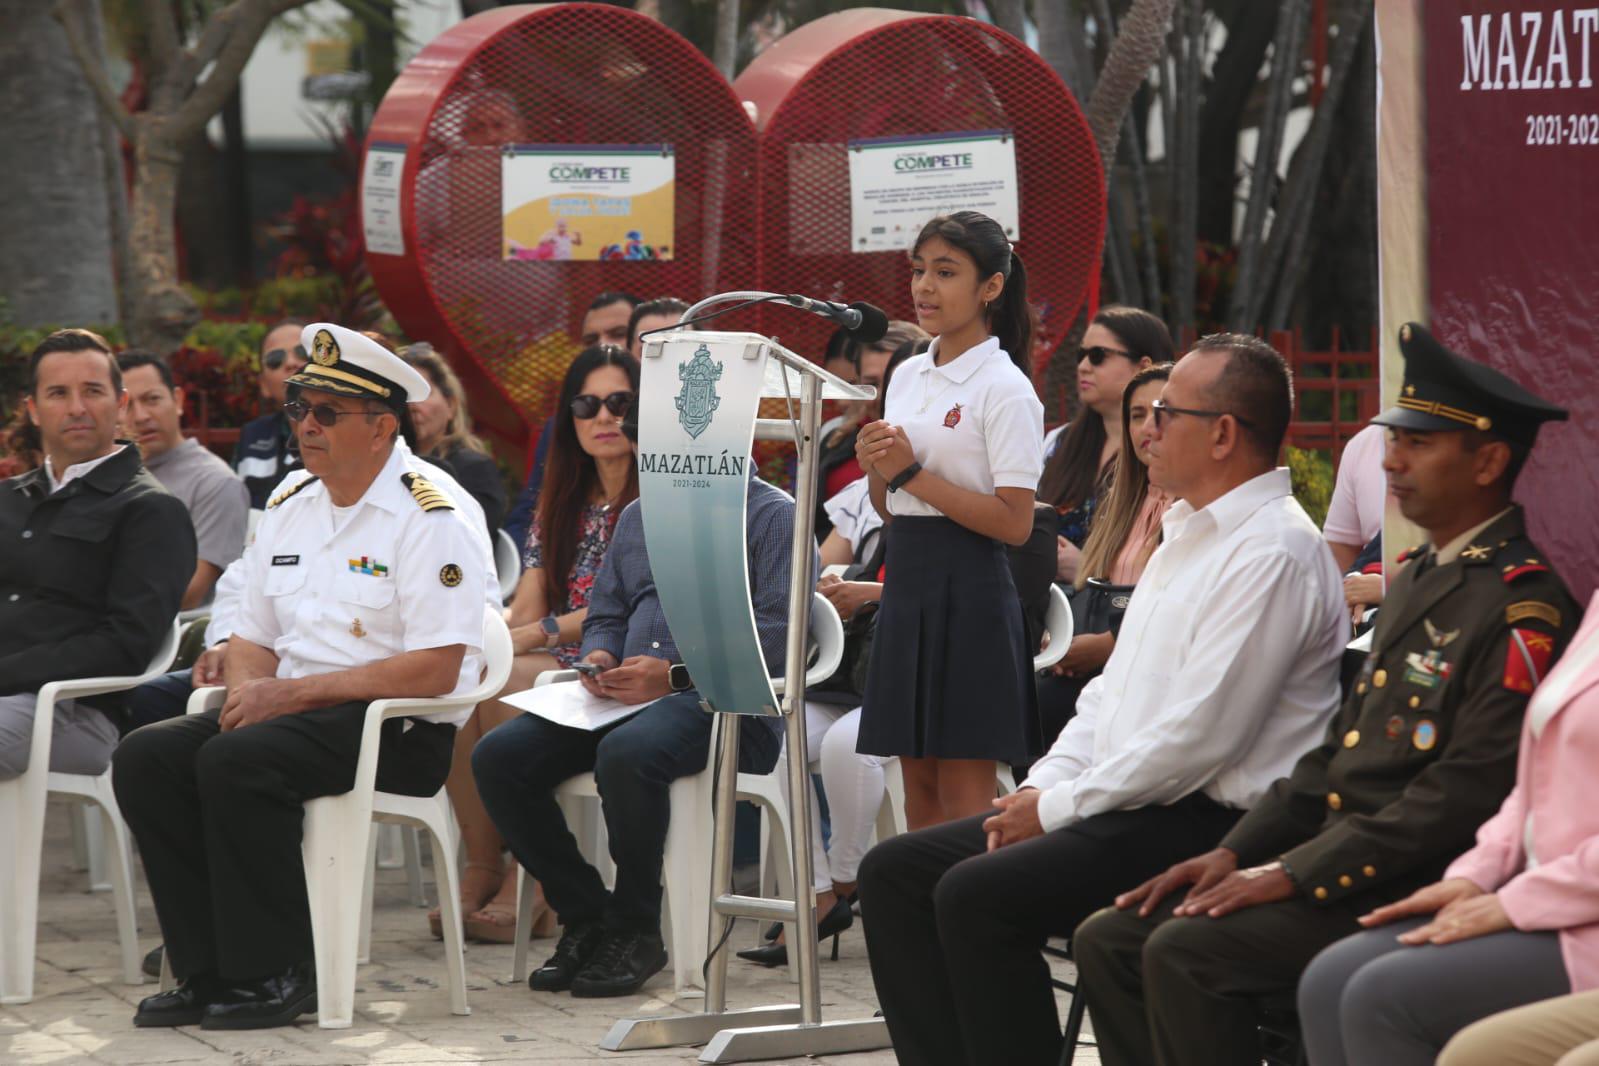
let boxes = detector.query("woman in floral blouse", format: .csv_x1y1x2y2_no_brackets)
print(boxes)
427,346,639,943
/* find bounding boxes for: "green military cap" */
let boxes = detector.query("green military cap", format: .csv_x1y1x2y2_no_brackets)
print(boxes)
1372,322,1567,448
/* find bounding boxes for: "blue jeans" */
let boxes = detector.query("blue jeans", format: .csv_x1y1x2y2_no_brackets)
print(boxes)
472,691,780,934
125,669,194,731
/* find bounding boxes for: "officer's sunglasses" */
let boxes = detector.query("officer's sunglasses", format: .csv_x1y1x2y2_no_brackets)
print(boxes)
262,344,307,371
1078,345,1134,366
283,399,378,427
570,391,634,420
1150,398,1255,429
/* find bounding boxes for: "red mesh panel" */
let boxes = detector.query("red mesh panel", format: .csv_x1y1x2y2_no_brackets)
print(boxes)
366,4,759,439
737,12,1105,377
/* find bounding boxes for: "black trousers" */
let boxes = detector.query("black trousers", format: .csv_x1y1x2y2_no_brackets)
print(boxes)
1071,893,1373,1066
112,704,454,981
856,796,1242,1066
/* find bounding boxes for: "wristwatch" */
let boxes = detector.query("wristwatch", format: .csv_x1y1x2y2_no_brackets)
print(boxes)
668,663,692,692
539,615,561,646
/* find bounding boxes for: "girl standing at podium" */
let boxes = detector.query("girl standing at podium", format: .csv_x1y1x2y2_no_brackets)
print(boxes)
855,209,1045,830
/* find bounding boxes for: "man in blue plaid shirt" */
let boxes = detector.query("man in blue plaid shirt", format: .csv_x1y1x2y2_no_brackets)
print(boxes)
474,475,811,998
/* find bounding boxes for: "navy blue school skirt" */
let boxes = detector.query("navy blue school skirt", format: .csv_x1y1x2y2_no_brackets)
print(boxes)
856,516,1041,764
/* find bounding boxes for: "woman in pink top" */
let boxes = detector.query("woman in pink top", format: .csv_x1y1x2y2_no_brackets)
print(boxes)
1295,590,1599,1065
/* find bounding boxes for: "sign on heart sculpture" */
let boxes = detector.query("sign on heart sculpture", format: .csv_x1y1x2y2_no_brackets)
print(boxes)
364,4,1103,451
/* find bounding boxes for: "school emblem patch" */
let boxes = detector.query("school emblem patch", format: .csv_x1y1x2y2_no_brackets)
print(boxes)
675,344,723,440
943,403,963,429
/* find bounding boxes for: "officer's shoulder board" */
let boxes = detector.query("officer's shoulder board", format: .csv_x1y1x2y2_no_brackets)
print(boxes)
267,475,319,509
400,471,455,513
1396,543,1427,564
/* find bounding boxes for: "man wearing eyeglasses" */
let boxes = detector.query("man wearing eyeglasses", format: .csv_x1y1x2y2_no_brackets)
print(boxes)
857,334,1349,1066
113,323,495,1031
232,320,308,509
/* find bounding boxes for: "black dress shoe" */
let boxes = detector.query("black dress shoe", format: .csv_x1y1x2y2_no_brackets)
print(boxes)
133,973,221,1027
570,928,668,998
200,961,317,1030
528,921,604,992
141,944,164,980
738,894,854,967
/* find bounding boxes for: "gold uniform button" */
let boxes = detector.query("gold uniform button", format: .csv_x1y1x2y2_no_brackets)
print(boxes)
1343,730,1360,748
1339,875,1354,888
1409,696,1421,709
1363,865,1377,878
1373,669,1388,688
1314,887,1329,900
1327,792,1343,811
1357,682,1368,695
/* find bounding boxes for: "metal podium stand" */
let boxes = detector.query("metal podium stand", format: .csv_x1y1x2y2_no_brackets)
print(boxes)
601,298,894,1061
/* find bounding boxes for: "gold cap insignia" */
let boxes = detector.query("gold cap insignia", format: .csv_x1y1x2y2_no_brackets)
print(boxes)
311,328,340,366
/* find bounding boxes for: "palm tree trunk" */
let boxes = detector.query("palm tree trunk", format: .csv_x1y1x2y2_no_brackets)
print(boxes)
1228,0,1309,331
1084,0,1177,179
712,0,739,80
1169,0,1203,335
989,0,1026,42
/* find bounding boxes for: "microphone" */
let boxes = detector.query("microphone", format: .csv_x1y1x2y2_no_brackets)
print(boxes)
784,295,889,344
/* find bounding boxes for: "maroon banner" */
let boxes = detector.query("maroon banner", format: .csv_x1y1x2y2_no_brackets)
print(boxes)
1425,1,1599,599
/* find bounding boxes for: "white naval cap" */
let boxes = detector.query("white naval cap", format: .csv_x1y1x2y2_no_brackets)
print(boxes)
286,322,432,409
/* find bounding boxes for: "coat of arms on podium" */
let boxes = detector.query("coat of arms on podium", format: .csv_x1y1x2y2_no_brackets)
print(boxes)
675,344,724,439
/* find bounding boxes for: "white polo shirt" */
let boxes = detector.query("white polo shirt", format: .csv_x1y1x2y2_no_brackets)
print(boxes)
232,444,491,725
882,336,1044,518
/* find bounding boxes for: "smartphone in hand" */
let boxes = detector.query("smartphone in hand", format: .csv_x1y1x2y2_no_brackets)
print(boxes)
572,661,605,678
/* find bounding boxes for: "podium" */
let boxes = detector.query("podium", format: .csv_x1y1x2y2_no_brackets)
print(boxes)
601,306,892,1061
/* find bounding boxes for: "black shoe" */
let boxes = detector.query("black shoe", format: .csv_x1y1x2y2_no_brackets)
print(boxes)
528,921,604,993
569,928,668,998
141,944,164,980
763,891,857,941
738,894,854,967
200,961,317,1030
133,973,221,1027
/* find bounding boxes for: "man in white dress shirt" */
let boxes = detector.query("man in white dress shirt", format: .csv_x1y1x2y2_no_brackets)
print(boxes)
856,334,1347,1066
113,324,491,1032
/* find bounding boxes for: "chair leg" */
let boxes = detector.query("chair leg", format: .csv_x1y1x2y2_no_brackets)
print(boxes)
94,795,143,986
67,803,90,872
664,775,713,997
511,865,533,984
358,833,378,965
1060,979,1088,1064
403,827,426,907
424,811,470,1017
159,945,175,992
0,775,48,1004
302,796,373,1029
83,807,111,893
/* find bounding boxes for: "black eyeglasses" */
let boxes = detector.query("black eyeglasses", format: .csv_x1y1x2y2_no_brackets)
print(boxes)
283,399,378,427
570,391,633,420
1150,399,1255,429
263,344,307,371
1078,345,1135,367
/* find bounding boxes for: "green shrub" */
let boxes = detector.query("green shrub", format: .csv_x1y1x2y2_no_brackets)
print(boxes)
1285,445,1334,529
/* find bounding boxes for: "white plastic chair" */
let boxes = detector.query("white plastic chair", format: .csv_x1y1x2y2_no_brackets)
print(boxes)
494,529,522,605
186,605,511,1028
0,619,181,1004
509,594,843,996
1034,583,1075,673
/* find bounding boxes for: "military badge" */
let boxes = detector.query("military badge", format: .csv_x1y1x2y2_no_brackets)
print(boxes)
1385,715,1406,740
350,618,367,638
943,403,963,429
310,328,340,366
1424,619,1460,648
439,563,463,588
675,344,723,440
348,556,389,576
1412,719,1438,751
1504,627,1555,693
1403,649,1452,689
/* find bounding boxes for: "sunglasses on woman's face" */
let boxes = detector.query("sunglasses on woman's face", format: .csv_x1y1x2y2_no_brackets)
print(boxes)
262,344,307,371
570,391,634,420
1078,345,1134,367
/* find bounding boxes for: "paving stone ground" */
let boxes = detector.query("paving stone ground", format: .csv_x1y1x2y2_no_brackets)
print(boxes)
5,805,1096,1065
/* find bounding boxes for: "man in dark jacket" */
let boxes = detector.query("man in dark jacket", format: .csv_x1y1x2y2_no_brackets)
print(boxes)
0,329,194,777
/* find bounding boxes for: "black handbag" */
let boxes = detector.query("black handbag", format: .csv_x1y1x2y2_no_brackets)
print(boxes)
808,527,889,706
1066,577,1137,638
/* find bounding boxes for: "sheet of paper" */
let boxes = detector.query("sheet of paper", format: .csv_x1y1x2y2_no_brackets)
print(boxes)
501,679,658,732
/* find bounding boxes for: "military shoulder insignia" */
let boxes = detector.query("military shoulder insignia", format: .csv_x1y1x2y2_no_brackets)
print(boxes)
400,472,455,512
267,476,320,509
1504,627,1556,693
439,563,463,587
1501,559,1550,583
1461,544,1492,562
1507,601,1562,628
1396,544,1428,563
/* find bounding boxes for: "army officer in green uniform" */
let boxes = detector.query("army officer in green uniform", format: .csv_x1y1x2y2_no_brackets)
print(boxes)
1068,322,1581,1066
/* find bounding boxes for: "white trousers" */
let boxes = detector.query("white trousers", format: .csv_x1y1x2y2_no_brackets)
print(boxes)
794,702,892,892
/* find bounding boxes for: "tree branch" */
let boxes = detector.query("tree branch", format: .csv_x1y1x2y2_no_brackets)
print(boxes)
144,0,183,73
52,0,134,138
171,0,312,142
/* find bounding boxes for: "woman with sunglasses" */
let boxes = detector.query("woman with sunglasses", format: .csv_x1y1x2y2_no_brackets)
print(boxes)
403,345,508,533
1037,306,1173,583
425,346,640,943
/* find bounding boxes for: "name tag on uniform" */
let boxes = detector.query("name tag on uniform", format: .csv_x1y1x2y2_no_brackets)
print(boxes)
272,555,300,566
